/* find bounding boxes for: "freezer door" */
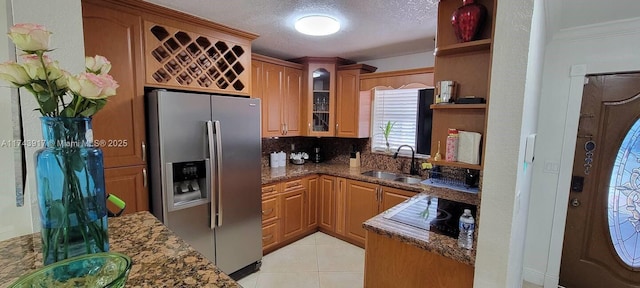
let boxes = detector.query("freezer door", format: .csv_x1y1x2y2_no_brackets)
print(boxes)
154,90,211,163
148,90,216,263
211,96,262,274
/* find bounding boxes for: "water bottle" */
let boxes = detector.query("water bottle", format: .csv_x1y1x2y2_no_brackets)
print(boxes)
458,209,475,250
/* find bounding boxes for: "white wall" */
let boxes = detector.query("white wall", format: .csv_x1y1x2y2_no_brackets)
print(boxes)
473,0,536,287
523,15,640,288
362,51,435,72
0,0,32,241
0,0,84,239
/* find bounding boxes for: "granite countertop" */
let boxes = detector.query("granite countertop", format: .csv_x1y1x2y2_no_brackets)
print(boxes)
261,163,480,206
0,211,239,288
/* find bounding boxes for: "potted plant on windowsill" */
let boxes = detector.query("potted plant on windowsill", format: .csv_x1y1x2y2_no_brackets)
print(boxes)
380,120,396,153
0,23,119,265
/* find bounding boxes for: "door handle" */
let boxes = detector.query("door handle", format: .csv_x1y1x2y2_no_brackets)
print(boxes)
141,141,146,162
214,120,223,227
207,121,216,229
142,168,147,188
570,198,581,207
284,123,288,135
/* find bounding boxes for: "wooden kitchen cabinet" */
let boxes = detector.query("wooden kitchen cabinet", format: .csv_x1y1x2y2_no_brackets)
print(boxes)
430,0,496,170
380,186,415,212
143,22,255,96
104,165,149,215
318,175,337,232
365,231,474,288
280,178,307,240
306,175,319,231
295,57,358,137
262,221,280,252
82,1,146,169
261,195,279,224
336,64,377,138
335,177,347,236
252,54,303,137
344,179,379,246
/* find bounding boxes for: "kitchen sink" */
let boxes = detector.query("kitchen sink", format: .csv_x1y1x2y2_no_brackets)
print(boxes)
393,176,422,184
361,171,423,184
361,170,399,180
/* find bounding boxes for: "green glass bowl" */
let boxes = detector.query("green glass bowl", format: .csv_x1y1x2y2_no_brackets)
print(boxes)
9,252,132,288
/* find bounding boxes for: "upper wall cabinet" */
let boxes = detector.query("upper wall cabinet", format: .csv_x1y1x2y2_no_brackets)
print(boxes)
293,57,376,137
336,64,377,138
144,22,253,96
252,54,303,138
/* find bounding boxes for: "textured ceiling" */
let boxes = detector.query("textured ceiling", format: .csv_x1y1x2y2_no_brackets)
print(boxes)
144,0,439,62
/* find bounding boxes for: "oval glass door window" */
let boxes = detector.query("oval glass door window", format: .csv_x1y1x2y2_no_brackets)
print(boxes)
609,119,640,268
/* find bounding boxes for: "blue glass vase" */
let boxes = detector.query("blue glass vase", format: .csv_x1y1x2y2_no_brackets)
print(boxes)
35,117,109,265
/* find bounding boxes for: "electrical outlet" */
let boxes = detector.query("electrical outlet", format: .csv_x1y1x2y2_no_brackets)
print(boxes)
291,143,295,151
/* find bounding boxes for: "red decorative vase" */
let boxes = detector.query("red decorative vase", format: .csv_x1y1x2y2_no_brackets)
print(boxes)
451,0,487,42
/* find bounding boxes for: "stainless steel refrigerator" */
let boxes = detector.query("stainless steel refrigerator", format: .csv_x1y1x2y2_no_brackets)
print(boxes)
146,89,262,277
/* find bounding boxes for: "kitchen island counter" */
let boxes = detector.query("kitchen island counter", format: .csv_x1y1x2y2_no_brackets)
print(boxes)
0,211,239,288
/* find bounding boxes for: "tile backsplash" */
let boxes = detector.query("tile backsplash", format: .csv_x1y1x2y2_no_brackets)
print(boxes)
261,137,467,180
262,136,481,196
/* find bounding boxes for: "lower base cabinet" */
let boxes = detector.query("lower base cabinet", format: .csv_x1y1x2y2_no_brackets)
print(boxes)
104,165,149,215
262,175,419,252
262,175,318,254
364,231,474,288
344,180,379,246
262,221,279,251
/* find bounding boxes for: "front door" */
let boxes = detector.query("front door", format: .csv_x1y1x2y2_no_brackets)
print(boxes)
560,72,640,287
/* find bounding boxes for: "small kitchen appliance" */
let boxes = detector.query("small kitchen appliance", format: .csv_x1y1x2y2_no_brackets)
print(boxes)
312,147,323,163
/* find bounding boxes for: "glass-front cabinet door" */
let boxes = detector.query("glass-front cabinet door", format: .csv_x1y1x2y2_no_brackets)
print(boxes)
305,62,336,136
312,68,331,132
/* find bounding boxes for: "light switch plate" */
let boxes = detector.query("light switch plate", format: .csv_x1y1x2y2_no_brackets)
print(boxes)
525,134,536,164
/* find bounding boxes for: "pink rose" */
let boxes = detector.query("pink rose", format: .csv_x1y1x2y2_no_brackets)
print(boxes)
68,72,119,99
7,23,51,52
0,62,30,86
85,55,112,75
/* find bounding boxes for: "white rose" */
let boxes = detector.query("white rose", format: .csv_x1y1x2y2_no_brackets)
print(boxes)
7,23,51,52
0,62,30,86
85,55,112,75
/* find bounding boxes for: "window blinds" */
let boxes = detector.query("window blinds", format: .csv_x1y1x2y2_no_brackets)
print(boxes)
371,88,420,154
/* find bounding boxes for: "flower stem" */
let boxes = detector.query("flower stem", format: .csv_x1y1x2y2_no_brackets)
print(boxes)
37,51,59,116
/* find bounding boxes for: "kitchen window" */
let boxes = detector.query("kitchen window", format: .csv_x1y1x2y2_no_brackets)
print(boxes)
370,85,433,157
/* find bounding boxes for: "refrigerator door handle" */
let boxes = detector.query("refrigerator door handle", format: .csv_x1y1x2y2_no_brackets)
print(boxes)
214,120,224,227
207,121,217,229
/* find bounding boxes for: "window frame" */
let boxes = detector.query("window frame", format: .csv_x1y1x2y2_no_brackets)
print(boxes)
369,83,432,158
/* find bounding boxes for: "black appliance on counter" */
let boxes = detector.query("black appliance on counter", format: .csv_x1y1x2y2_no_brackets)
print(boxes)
311,147,323,163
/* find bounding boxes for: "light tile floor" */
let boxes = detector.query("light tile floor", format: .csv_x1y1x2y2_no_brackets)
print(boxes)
237,232,364,288
237,231,545,288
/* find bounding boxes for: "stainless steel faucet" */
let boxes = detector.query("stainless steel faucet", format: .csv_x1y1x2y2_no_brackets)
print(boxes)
393,145,418,175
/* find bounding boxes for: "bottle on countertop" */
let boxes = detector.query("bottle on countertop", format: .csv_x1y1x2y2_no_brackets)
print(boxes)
458,209,475,250
445,128,459,162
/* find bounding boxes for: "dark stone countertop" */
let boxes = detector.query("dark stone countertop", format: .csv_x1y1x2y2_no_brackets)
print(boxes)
0,211,239,288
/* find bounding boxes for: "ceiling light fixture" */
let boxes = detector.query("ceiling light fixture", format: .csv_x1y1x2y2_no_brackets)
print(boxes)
295,15,340,36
